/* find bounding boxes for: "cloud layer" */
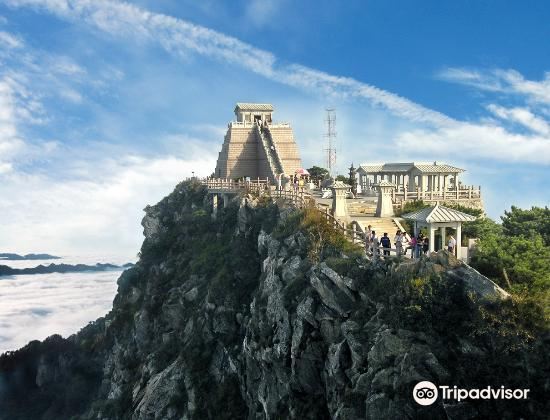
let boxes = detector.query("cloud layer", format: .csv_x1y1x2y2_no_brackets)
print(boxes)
0,269,121,353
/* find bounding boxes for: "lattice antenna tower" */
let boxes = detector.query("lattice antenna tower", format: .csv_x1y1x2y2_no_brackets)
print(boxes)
324,108,337,176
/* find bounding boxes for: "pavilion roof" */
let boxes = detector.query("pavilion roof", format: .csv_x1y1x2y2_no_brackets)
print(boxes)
401,203,477,223
235,103,274,112
358,163,413,173
413,163,465,173
358,162,465,174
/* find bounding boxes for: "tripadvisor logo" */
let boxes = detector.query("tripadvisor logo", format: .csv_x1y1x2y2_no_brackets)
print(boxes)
413,381,438,406
413,381,530,406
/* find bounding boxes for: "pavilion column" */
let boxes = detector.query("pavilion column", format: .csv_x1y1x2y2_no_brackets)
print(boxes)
440,226,446,252
456,223,462,260
429,225,436,254
212,194,218,219
427,175,432,191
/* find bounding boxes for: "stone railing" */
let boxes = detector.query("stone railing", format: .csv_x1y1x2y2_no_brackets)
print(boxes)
229,121,291,128
200,178,411,260
389,186,481,204
202,177,270,194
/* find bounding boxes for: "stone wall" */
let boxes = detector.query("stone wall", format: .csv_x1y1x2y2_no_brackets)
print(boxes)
269,126,302,175
215,124,302,179
215,127,259,179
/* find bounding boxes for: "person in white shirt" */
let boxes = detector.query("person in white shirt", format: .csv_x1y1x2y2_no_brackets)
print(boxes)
394,230,403,256
448,235,457,255
371,230,379,258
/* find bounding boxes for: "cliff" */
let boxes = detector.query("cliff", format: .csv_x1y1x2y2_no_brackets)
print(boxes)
0,180,547,420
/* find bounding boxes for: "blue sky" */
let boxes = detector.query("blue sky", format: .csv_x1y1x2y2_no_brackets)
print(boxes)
0,0,549,259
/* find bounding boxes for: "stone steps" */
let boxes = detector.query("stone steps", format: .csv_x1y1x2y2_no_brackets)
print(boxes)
348,201,377,216
356,219,400,236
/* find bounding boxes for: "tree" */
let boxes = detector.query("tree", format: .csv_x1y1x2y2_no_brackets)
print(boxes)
461,217,502,241
468,206,550,320
501,206,550,246
307,166,329,184
335,175,348,183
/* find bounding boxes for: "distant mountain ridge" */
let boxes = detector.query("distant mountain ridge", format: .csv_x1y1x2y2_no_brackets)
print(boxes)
0,253,61,260
0,262,133,276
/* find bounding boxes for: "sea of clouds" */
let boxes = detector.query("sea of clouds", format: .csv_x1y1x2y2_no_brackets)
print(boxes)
0,255,129,354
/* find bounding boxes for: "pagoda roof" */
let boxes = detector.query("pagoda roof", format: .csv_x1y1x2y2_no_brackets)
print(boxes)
235,103,274,112
402,203,477,223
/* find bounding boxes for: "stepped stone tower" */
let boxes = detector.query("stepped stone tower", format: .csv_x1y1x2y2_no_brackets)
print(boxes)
214,103,302,182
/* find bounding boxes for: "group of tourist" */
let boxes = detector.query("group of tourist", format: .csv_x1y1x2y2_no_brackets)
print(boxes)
276,174,308,192
364,226,457,258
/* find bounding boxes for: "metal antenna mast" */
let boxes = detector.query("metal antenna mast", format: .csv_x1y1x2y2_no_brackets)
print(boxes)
324,108,337,176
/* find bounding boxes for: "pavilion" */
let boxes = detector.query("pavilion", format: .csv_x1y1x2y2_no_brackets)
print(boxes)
401,203,476,259
357,162,465,192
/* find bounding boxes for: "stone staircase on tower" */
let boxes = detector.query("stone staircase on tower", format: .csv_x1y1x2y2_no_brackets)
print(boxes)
255,124,285,183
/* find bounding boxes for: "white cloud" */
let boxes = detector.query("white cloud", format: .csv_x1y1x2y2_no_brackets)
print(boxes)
246,0,286,27
487,104,550,136
59,86,83,103
0,30,23,48
438,67,550,105
0,151,217,258
0,79,25,167
4,0,452,126
7,0,549,167
395,122,550,165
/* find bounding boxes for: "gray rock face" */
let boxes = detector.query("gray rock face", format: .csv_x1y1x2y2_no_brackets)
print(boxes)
142,205,163,240
1,182,540,420
134,359,186,419
446,264,509,300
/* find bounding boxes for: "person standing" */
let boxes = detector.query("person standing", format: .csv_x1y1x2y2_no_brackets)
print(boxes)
381,233,391,256
448,235,457,255
401,231,409,256
371,230,380,259
365,225,373,254
416,234,424,258
423,237,429,255
408,234,417,258
394,230,403,256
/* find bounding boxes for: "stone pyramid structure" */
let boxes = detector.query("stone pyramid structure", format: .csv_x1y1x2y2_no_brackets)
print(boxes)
214,103,302,182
